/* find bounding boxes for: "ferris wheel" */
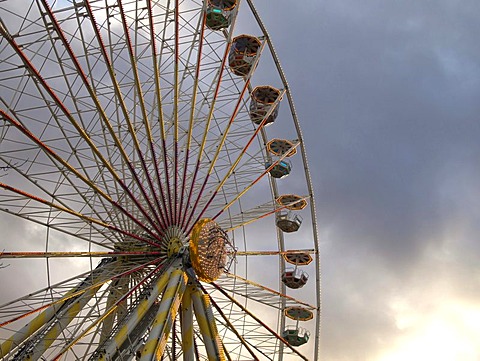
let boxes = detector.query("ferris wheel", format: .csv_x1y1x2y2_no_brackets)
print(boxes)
0,0,320,360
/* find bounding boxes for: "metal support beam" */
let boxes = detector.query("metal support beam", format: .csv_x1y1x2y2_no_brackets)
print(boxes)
97,260,181,360
0,259,114,358
191,287,226,361
139,268,187,360
181,286,195,361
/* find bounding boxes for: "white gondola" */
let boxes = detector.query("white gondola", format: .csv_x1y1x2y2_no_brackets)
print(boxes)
282,325,311,347
282,267,309,289
276,211,302,232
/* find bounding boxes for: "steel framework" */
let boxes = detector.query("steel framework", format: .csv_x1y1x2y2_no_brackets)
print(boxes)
0,0,320,360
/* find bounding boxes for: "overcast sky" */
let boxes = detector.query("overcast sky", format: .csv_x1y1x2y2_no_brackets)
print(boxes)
254,0,480,360
1,1,479,360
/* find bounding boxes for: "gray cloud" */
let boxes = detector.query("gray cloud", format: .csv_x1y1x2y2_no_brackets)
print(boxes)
1,0,479,359
254,0,480,359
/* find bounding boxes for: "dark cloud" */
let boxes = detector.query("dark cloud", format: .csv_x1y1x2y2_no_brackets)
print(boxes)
254,0,480,359
1,1,479,359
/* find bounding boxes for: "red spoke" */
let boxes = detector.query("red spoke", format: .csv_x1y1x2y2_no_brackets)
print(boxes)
146,0,171,230
118,0,169,229
0,182,161,247
82,0,165,231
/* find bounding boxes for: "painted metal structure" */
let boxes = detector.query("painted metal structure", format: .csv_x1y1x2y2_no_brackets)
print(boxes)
0,0,321,359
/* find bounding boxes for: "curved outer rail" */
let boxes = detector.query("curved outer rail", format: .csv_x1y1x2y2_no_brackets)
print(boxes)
245,0,322,359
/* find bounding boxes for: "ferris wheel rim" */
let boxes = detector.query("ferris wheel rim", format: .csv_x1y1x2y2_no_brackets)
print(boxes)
243,0,321,357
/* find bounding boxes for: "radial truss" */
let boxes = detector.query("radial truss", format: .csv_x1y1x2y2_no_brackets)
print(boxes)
0,0,320,360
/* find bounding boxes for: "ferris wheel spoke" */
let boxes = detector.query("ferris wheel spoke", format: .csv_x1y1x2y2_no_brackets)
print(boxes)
214,273,316,311
173,2,206,227
0,257,119,359
82,1,166,230
214,86,285,185
205,289,259,360
181,38,232,229
0,267,94,330
146,0,178,226
157,4,210,226
31,3,126,232
0,208,119,251
185,78,251,231
6,260,121,302
68,284,114,360
210,282,309,361
30,2,126,226
0,152,123,247
0,182,160,248
0,110,160,244
183,40,267,232
178,10,206,231
0,17,164,237
117,0,170,229
155,0,176,227
204,40,267,177
146,0,170,228
213,140,301,221
0,251,163,259
0,184,115,249
172,0,181,225
234,249,316,257
216,195,310,232
189,87,285,228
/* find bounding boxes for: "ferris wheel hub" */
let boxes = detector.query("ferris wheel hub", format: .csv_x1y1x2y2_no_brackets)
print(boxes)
162,226,187,257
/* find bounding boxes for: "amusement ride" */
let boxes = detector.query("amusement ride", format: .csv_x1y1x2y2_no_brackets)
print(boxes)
0,0,320,359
